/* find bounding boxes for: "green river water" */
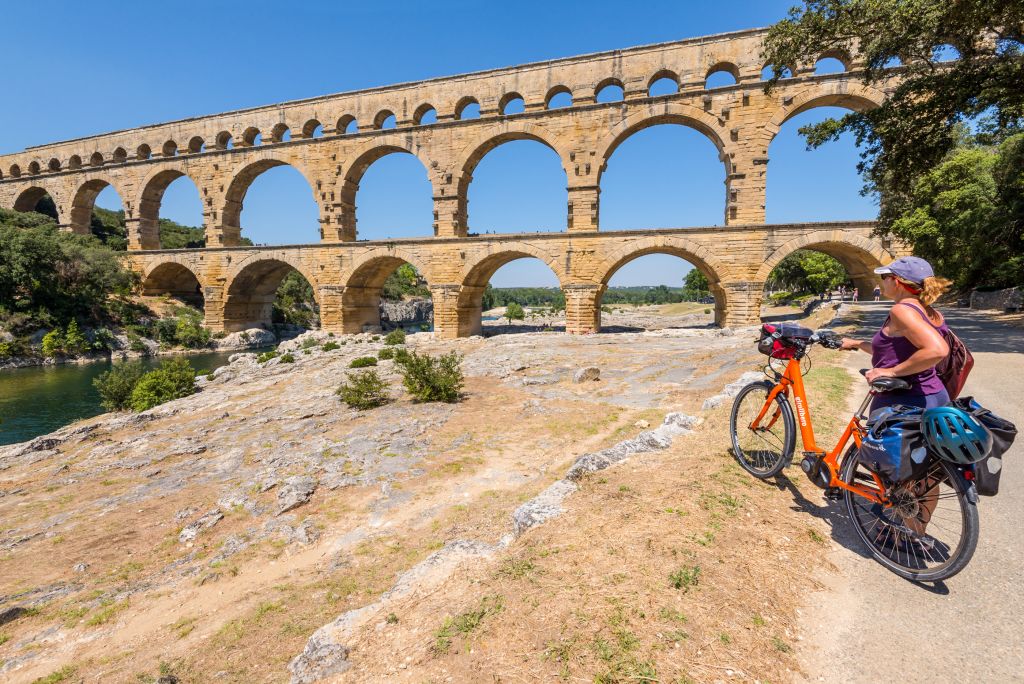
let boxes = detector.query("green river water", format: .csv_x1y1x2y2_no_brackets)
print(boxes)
0,350,248,447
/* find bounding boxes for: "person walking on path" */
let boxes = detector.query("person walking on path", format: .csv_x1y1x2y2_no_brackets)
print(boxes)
873,285,881,301
839,256,952,412
853,287,859,302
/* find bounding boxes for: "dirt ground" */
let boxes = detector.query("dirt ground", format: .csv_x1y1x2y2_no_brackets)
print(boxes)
0,307,854,684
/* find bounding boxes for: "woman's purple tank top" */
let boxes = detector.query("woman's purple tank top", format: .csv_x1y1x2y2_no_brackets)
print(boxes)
871,302,949,396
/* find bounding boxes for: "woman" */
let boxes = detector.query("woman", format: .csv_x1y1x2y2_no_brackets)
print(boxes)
841,256,953,412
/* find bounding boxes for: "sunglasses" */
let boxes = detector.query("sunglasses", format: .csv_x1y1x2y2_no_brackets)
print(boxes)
881,274,896,281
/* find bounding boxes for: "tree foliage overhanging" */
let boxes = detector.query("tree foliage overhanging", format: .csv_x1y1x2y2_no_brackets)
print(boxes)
763,0,1024,288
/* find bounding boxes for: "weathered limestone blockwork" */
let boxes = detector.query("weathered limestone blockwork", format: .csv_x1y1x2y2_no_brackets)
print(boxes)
0,27,908,335
123,221,908,336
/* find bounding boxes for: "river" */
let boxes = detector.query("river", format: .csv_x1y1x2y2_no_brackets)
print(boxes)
0,349,252,447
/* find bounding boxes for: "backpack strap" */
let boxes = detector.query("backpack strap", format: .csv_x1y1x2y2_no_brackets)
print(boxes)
895,301,942,329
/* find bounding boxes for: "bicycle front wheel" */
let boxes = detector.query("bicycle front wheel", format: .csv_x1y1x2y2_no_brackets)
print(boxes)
842,452,979,582
729,380,796,478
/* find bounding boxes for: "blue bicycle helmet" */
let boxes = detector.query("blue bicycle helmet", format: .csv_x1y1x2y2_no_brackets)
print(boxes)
921,406,993,465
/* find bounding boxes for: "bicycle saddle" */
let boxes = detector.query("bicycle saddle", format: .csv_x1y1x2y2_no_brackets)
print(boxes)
859,369,911,392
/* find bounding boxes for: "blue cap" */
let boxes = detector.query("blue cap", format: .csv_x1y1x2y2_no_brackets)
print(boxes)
874,256,934,285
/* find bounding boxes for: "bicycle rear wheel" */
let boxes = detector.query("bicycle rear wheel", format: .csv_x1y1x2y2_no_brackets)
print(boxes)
841,451,979,582
729,381,795,478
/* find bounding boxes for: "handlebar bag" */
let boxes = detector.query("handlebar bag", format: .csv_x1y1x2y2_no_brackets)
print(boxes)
951,396,1017,496
757,323,813,359
859,405,929,483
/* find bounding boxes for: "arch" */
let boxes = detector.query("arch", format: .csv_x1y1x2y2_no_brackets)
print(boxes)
215,131,233,150
593,103,730,186
141,260,205,308
595,78,625,103
764,84,886,142
47,158,61,172
89,152,104,167
138,167,206,250
69,155,83,170
456,97,480,120
593,235,731,325
373,110,396,130
221,156,320,243
413,104,437,125
222,256,320,331
13,186,57,219
341,248,434,333
28,161,41,175
187,136,206,153
337,141,434,239
112,147,128,164
456,247,565,336
136,145,151,161
337,114,357,134
162,140,178,157
69,176,127,236
756,230,893,283
705,62,739,89
269,124,290,143
545,85,572,109
241,127,261,147
453,122,571,234
499,92,525,115
648,69,679,96
762,64,795,80
301,119,323,138
818,49,852,71
8,164,21,178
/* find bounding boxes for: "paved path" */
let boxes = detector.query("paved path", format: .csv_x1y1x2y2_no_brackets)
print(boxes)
799,301,1023,683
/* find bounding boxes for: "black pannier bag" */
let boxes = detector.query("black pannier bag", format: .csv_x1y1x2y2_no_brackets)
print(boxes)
951,396,1017,496
757,323,813,359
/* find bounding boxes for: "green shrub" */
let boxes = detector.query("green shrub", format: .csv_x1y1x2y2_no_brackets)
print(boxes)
395,350,463,403
127,332,148,354
371,335,381,341
377,347,395,360
419,323,430,332
504,302,525,324
336,369,391,410
64,320,89,356
129,358,196,412
279,353,295,363
41,328,64,357
393,347,411,365
93,361,147,411
92,327,115,351
256,350,279,363
350,356,378,368
384,329,406,345
0,341,13,358
154,318,178,345
301,337,319,349
704,308,711,314
322,341,340,352
174,316,211,349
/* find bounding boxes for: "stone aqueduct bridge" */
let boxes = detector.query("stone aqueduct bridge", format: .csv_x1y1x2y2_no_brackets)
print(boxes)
0,27,907,336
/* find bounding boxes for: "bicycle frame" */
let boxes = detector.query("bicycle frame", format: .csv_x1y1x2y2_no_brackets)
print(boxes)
750,357,891,505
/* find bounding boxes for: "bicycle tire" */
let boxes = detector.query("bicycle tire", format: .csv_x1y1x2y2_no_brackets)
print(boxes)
729,380,796,478
841,449,979,582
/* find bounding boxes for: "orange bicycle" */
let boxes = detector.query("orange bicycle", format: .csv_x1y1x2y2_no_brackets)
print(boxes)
728,324,979,581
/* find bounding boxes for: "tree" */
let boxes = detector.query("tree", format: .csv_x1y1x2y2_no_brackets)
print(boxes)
272,270,320,328
382,263,430,301
767,250,847,294
681,269,710,301
504,301,525,324
890,134,1024,288
762,1,1024,233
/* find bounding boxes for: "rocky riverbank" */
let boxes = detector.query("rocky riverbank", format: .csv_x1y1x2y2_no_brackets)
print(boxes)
0,308,845,683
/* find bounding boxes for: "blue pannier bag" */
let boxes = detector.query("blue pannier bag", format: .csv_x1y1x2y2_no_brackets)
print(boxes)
859,405,929,483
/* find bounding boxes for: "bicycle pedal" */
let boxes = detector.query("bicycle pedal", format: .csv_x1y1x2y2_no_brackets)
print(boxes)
824,487,842,501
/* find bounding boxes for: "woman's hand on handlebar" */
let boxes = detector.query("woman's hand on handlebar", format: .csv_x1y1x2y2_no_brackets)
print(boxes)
840,337,863,351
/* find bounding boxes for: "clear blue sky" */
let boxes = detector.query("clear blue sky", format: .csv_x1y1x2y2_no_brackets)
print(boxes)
0,0,876,287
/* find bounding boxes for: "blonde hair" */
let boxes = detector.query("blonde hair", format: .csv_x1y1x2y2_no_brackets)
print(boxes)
919,276,953,307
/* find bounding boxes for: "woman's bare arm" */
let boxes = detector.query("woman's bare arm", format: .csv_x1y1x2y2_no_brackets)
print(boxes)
869,304,948,379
